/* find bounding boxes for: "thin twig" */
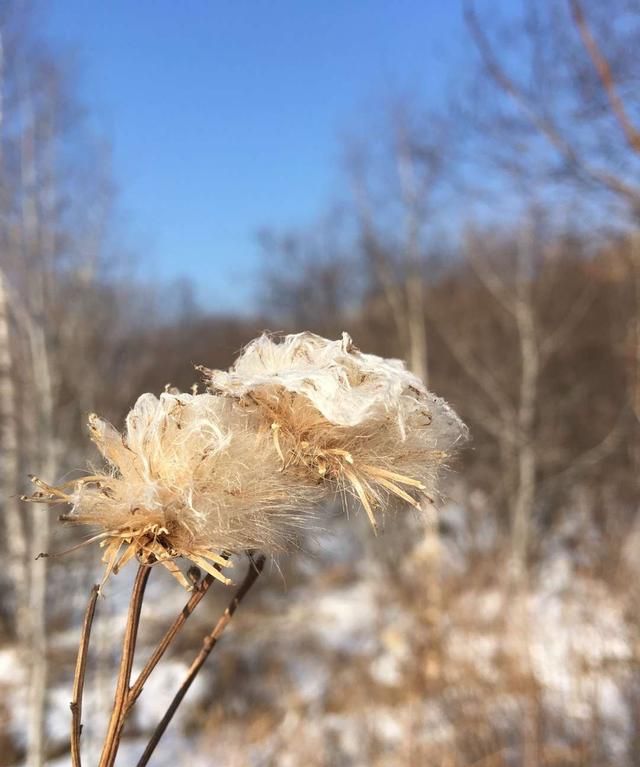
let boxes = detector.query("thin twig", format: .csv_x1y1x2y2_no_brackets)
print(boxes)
569,0,640,154
463,0,640,205
70,583,100,767
136,554,266,767
124,572,216,715
99,564,151,767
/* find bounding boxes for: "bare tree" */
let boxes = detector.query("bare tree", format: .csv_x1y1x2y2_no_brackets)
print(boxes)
459,0,640,565
346,105,456,385
465,222,541,579
0,8,142,762
463,0,640,217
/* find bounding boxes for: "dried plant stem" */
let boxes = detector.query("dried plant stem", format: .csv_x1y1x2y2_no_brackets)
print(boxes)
124,570,218,715
99,564,151,767
136,554,266,767
70,584,100,767
69,553,260,766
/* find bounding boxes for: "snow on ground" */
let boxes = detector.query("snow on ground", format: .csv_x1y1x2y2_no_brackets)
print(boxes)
2,507,639,766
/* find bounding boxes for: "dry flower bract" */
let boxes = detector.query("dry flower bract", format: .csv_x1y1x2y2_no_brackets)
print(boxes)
26,332,466,588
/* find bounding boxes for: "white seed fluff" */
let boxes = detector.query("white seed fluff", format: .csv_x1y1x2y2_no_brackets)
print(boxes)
204,332,468,527
27,332,467,586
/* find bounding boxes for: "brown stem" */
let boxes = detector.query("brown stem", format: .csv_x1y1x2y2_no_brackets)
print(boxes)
124,572,216,715
99,564,151,767
70,584,100,767
136,554,266,767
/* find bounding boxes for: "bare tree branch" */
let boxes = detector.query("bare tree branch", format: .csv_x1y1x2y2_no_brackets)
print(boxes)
464,0,640,207
569,0,640,155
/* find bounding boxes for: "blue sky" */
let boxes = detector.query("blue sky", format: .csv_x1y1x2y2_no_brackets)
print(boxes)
45,2,465,312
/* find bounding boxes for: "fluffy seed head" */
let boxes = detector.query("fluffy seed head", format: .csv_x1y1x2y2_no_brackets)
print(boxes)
28,392,323,588
203,332,468,528
27,332,467,588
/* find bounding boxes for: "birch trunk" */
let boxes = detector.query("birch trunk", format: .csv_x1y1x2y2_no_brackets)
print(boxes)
510,226,539,583
0,271,29,639
0,28,30,645
21,81,55,767
25,322,54,767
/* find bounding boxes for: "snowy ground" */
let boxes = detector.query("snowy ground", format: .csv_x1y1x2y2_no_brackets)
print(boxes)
1,504,639,766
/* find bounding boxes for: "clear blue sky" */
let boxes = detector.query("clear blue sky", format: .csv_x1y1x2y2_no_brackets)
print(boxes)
45,2,465,313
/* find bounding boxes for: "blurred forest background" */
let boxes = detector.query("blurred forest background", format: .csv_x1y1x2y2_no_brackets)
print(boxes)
0,1,639,765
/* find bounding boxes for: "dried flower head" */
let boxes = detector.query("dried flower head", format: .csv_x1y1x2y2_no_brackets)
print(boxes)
203,332,467,529
26,332,466,588
27,392,322,589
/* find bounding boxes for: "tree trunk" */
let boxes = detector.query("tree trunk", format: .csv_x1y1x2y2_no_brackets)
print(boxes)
0,271,29,639
510,227,539,583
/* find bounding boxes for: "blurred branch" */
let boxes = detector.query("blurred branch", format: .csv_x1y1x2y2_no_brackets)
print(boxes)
464,0,640,207
427,302,516,432
467,247,518,319
349,156,406,340
569,0,640,155
540,407,627,490
539,283,595,362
